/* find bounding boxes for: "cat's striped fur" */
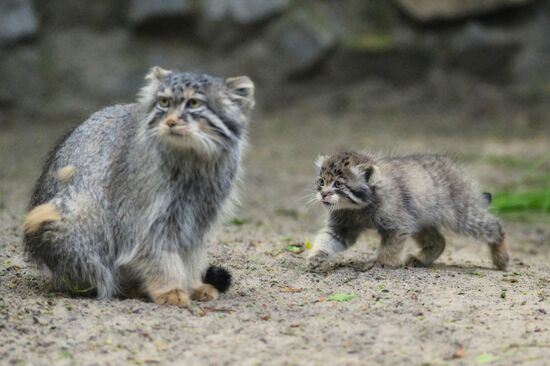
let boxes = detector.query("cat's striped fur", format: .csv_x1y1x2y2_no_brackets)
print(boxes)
308,151,510,271
23,67,254,306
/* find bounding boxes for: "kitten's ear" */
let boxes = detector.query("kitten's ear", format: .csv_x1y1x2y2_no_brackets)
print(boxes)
225,76,255,111
146,66,171,81
315,155,327,169
353,164,379,183
138,66,171,104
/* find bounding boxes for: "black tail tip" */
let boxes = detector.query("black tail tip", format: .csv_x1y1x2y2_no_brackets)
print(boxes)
482,192,493,205
204,266,232,293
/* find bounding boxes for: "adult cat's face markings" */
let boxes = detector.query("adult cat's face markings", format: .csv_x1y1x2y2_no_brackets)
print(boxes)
315,152,376,211
138,67,254,159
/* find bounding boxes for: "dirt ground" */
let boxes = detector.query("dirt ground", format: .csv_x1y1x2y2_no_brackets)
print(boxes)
1,86,549,365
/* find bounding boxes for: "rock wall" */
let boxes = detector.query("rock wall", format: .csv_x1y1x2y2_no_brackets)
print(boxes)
0,0,549,117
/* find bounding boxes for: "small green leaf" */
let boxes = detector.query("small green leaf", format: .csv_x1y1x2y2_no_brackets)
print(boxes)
476,353,498,364
327,293,356,302
228,217,249,226
286,244,304,254
60,351,73,359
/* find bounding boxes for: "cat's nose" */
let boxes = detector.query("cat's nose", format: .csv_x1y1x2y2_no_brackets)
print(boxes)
165,117,183,128
321,191,329,199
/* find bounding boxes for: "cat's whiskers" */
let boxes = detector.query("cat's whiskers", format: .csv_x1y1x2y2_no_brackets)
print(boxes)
300,189,320,211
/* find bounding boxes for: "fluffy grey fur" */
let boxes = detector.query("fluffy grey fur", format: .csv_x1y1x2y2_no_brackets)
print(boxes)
23,67,254,305
308,151,510,271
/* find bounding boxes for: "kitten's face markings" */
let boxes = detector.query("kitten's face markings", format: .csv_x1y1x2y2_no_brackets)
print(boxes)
316,152,375,210
139,68,254,159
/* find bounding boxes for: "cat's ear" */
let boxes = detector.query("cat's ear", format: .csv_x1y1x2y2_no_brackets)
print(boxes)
138,66,172,104
315,155,327,169
146,66,171,81
353,164,380,183
225,76,255,112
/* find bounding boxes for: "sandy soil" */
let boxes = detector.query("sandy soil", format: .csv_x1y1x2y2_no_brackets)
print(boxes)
1,90,549,365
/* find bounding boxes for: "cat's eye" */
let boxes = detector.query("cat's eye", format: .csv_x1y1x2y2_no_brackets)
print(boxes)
334,181,343,189
187,98,203,109
317,178,324,188
157,97,171,109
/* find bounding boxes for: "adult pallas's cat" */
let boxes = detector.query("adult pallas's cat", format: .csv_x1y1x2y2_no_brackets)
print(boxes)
23,67,255,306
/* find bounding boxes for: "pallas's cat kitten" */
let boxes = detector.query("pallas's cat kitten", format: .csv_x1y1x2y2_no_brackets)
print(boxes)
23,67,254,306
308,151,510,270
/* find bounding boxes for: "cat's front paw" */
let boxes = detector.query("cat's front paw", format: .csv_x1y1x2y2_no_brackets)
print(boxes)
361,259,382,271
191,284,219,302
404,255,426,268
152,289,189,307
307,250,330,271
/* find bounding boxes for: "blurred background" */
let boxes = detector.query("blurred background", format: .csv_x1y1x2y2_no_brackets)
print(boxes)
2,3,550,364
0,0,548,228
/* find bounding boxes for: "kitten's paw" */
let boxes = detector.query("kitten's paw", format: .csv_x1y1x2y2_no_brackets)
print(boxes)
153,289,189,308
362,259,383,271
490,239,510,271
191,284,219,302
404,255,427,268
307,250,329,271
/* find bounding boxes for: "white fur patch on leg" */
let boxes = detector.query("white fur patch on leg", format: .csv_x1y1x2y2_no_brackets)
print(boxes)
23,203,61,235
307,231,346,258
307,231,347,270
56,165,76,183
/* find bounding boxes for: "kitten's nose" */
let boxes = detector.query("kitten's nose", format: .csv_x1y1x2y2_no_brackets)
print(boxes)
165,117,182,128
321,191,329,199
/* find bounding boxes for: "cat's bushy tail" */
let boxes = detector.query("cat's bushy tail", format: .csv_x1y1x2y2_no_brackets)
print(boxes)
203,266,232,293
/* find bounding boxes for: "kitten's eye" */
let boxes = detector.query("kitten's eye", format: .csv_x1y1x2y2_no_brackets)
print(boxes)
187,98,203,109
334,181,343,189
157,97,171,109
317,178,324,188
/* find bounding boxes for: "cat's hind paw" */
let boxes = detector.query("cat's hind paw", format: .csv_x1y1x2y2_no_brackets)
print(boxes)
361,259,381,271
191,284,219,302
403,255,427,268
